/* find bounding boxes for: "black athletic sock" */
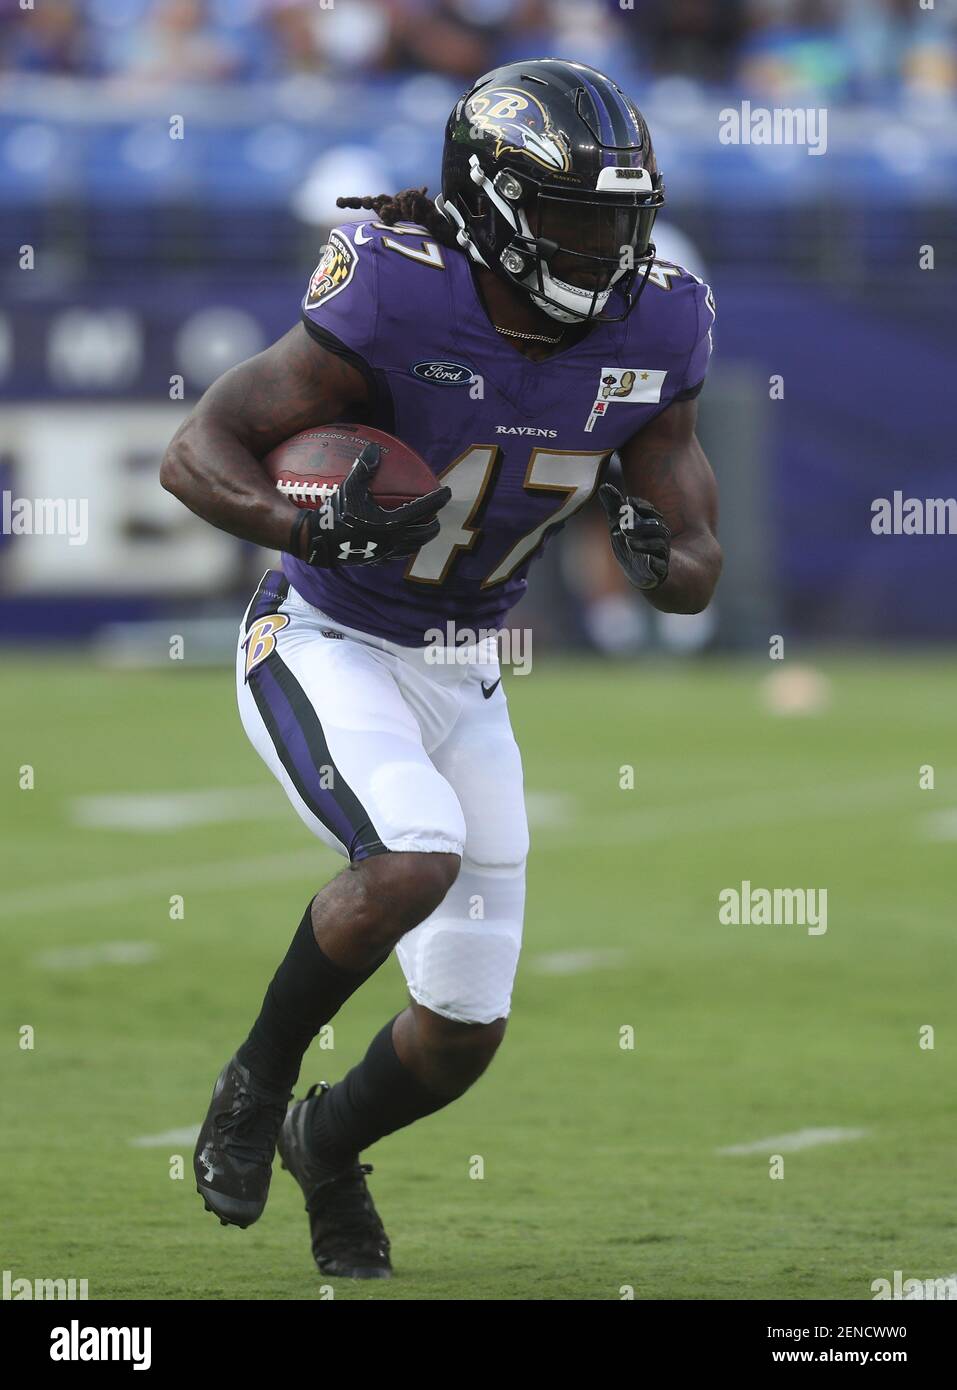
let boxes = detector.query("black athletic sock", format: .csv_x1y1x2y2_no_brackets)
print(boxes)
237,899,389,1091
310,1014,454,1167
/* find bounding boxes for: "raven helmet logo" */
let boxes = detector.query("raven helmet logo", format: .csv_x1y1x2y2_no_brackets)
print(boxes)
305,230,358,309
465,87,571,172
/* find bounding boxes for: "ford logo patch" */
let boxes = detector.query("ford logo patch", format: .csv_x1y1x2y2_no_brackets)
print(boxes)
411,360,474,386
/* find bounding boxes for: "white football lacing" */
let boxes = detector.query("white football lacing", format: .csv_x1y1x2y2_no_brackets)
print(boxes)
276,480,339,506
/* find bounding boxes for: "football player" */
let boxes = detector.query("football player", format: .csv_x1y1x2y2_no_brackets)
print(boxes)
161,58,721,1279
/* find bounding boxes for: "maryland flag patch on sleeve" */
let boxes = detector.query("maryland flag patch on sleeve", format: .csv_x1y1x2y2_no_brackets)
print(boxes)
305,230,358,309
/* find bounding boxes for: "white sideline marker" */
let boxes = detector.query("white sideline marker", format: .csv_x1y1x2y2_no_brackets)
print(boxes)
532,948,628,975
33,942,159,970
70,787,285,832
919,809,957,841
0,848,325,919
717,1127,869,1155
2,791,574,920
130,1126,200,1149
68,786,570,833
524,791,573,827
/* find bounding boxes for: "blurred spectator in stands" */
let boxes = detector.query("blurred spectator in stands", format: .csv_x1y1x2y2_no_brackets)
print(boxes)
0,0,951,98
382,0,518,79
900,1,957,106
115,0,243,86
610,0,745,83
737,0,955,103
463,0,618,80
264,2,326,74
1,0,91,76
739,0,862,99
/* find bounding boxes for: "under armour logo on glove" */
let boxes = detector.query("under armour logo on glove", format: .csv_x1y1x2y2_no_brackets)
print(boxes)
338,541,378,561
598,483,671,591
288,442,451,569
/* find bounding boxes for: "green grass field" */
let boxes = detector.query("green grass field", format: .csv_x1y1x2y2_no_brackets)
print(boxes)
1,652,954,1301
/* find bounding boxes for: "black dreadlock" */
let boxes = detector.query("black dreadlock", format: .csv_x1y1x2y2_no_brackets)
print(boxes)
335,188,460,250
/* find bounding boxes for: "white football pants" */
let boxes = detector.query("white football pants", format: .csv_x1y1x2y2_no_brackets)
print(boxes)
236,570,528,1024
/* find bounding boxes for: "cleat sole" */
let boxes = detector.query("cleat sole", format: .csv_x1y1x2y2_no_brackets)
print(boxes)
197,1185,260,1230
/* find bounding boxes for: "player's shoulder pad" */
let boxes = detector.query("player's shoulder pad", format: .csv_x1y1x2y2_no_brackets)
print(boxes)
646,258,714,302
618,260,716,402
653,258,712,322
302,218,444,309
639,259,716,355
302,222,374,316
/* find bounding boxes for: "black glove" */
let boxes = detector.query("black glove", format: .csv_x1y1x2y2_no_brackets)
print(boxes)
598,483,671,591
290,442,450,568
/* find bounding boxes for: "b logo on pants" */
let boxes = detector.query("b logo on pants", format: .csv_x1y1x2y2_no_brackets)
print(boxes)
242,614,290,681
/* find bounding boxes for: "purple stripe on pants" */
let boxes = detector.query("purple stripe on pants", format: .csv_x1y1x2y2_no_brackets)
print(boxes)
253,660,358,853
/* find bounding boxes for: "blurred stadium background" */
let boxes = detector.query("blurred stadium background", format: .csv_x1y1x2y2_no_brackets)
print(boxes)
3,2,957,1303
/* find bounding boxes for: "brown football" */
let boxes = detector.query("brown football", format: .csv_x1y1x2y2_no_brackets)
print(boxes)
261,423,437,510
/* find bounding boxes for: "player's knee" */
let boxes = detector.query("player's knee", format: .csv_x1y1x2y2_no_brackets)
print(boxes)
409,1008,507,1093
353,851,460,949
387,852,461,924
433,1017,506,1092
439,1015,507,1069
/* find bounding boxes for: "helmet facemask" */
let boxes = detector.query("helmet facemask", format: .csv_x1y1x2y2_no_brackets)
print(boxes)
439,155,663,324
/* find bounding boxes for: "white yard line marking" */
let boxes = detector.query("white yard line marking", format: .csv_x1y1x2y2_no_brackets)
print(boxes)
0,849,324,921
3,789,571,921
67,787,570,834
919,809,957,841
717,1127,870,1156
531,948,629,975
524,791,573,826
543,773,930,848
1,773,927,923
70,787,285,831
129,1126,199,1149
32,942,160,970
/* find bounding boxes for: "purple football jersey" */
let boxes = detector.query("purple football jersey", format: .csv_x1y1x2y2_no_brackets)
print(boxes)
283,218,715,644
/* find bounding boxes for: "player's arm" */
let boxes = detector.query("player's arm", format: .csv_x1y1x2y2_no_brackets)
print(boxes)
600,397,722,614
160,324,367,558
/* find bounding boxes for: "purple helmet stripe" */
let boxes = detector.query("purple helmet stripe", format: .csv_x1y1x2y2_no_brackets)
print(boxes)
606,83,646,165
576,70,618,168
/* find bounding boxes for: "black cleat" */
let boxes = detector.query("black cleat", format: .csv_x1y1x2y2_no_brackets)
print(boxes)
194,1055,292,1229
278,1082,392,1279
